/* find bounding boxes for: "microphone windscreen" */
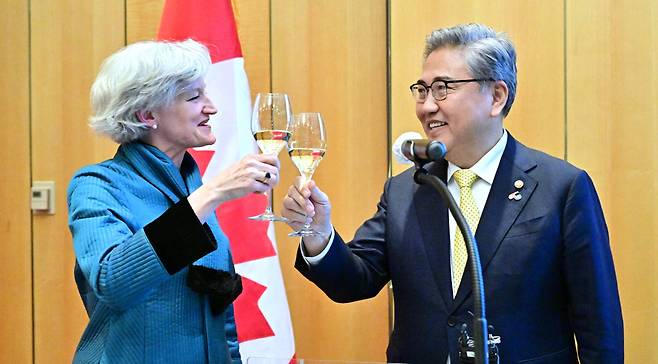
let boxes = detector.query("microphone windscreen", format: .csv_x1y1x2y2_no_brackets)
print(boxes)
392,131,423,164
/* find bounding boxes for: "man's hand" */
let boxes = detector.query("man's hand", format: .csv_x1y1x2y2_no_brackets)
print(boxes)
281,177,332,256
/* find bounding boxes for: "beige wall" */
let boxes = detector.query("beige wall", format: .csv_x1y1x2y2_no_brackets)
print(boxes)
30,1,125,361
1,0,656,362
0,0,32,363
566,1,658,361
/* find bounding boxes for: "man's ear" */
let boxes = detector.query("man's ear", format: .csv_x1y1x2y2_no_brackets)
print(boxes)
135,110,156,128
490,80,509,117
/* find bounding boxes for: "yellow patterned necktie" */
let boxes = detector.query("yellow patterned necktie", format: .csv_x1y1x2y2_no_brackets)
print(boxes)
452,169,480,297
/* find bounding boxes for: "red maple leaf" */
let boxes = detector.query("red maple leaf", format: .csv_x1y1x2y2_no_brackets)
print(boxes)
189,149,276,264
216,195,276,263
233,276,275,342
189,149,214,176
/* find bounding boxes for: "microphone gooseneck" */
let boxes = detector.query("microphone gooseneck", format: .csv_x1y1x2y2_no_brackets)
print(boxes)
413,168,490,364
394,131,497,362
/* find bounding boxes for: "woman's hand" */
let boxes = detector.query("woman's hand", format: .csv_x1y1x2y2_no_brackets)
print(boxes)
210,154,280,203
188,154,280,222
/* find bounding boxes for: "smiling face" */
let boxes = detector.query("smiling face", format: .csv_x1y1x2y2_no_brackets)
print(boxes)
415,46,506,167
141,78,217,166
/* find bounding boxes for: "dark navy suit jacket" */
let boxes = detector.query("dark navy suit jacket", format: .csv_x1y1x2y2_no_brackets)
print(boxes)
296,135,623,363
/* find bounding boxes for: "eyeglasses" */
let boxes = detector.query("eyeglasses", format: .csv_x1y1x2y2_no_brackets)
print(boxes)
409,78,494,102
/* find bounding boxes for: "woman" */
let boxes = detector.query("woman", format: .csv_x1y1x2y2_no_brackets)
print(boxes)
67,39,278,363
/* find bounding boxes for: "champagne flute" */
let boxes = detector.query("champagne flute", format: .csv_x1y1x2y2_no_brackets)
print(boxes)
249,93,292,221
287,112,327,237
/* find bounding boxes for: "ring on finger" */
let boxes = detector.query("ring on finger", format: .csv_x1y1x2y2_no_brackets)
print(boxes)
258,172,271,184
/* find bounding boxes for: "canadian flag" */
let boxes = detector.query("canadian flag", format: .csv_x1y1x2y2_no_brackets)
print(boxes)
158,0,295,362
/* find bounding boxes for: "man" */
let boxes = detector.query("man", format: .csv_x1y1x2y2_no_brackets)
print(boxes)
281,23,623,363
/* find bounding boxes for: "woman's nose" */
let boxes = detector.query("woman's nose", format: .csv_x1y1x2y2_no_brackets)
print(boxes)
204,99,218,115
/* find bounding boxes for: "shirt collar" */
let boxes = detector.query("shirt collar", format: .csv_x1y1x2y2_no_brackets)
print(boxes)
447,129,508,185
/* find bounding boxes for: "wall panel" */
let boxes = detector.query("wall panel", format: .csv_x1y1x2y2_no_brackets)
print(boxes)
126,0,165,43
390,1,565,174
566,1,658,361
0,0,32,362
271,0,389,361
30,0,124,362
234,0,271,96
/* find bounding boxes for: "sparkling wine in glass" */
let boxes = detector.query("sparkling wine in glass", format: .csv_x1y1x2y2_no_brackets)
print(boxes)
288,112,327,237
249,93,292,222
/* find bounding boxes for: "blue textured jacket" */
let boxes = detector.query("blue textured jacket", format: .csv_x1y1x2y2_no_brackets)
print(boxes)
68,142,241,363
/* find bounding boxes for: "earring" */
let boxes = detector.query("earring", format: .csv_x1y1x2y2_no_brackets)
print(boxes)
152,124,158,130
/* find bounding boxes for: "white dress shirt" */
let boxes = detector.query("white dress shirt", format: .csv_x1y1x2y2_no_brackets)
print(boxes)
446,130,507,297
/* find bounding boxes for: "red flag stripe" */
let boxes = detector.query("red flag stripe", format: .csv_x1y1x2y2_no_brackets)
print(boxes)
158,0,242,62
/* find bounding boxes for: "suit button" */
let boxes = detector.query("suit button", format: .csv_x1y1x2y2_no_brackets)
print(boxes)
447,316,457,327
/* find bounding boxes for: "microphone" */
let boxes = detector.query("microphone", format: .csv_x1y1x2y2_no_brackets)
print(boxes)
392,131,423,164
392,131,447,165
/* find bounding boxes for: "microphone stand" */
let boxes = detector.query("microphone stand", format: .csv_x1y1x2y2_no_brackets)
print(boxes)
413,166,490,364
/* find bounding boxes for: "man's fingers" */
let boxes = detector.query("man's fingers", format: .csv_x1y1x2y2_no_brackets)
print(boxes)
287,184,309,207
283,195,308,216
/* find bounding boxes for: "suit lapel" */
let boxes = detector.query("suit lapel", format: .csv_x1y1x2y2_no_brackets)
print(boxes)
452,137,538,310
413,160,454,310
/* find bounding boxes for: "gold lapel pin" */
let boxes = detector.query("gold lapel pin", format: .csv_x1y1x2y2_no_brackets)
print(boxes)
514,179,524,189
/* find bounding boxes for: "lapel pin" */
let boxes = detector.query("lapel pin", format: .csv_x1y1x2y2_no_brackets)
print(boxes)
508,191,522,201
514,180,524,189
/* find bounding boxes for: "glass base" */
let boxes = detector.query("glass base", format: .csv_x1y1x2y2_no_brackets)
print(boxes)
288,228,320,237
248,212,289,222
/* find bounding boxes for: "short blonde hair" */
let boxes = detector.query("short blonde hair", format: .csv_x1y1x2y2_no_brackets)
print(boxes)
89,39,211,144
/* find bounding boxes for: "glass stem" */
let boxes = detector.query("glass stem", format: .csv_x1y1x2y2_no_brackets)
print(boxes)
264,188,274,214
302,220,312,232
300,175,312,231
